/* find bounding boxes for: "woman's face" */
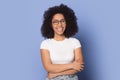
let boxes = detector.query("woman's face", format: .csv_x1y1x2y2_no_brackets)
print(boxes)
52,13,66,36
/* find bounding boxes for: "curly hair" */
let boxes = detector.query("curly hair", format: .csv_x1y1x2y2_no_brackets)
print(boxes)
41,4,78,38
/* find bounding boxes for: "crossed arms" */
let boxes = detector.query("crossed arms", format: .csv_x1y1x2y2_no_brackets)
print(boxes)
40,47,84,78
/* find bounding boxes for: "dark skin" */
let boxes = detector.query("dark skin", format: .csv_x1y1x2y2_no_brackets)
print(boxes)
41,13,84,79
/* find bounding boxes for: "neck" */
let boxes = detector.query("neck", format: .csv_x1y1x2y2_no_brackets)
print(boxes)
53,35,65,41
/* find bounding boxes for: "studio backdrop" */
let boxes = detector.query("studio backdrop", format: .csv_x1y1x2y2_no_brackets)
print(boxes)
0,0,120,80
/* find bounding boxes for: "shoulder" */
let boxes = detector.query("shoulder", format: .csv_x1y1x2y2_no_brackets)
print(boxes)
68,37,82,48
40,38,52,49
68,37,80,42
41,38,52,44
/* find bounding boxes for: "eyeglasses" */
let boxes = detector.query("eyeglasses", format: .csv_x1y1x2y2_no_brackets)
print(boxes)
52,19,66,25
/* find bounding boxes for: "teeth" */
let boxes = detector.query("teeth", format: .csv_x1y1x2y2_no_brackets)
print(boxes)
57,28,62,32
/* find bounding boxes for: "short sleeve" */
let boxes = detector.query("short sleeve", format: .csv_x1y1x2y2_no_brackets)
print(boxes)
73,38,82,49
40,40,49,49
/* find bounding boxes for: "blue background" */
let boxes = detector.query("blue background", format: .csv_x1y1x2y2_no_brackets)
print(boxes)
0,0,120,80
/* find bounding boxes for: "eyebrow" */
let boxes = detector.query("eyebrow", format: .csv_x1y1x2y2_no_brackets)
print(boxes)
52,19,65,21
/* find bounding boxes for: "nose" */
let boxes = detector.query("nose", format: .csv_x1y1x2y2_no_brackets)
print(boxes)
58,21,63,25
57,22,62,26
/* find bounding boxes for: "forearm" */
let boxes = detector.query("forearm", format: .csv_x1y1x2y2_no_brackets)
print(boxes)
46,59,82,73
55,69,78,75
46,63,72,73
47,69,78,79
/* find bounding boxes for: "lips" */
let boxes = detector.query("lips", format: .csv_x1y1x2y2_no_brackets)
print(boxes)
57,27,63,32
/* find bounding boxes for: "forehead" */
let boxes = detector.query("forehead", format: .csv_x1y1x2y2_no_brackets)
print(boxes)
52,13,65,20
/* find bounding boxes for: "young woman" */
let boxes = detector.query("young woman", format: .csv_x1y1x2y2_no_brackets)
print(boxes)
40,4,84,80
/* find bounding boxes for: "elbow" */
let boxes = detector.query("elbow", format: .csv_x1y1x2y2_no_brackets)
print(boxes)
45,68,59,73
44,66,52,72
76,59,84,64
44,65,59,73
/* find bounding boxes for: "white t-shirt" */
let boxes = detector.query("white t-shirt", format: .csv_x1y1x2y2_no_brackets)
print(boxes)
40,37,81,64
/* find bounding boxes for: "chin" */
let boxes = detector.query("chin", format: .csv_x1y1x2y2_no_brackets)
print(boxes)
58,32,65,35
56,33,64,36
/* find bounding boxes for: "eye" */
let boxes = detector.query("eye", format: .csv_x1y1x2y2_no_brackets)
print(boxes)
52,20,59,24
61,20,65,23
52,19,66,25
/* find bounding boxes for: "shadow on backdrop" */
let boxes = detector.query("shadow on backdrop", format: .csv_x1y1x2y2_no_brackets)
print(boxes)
74,23,98,80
